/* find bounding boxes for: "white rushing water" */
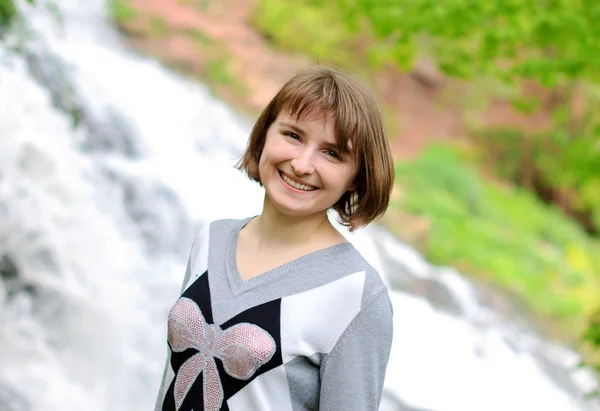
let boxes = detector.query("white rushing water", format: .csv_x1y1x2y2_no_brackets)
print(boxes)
0,1,598,410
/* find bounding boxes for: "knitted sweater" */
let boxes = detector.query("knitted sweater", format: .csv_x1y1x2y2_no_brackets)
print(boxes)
154,217,393,411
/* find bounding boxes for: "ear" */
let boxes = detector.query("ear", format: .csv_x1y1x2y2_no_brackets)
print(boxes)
346,181,356,192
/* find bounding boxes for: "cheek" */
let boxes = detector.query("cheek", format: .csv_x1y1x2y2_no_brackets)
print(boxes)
337,168,358,192
257,155,270,182
319,167,354,192
261,140,293,168
257,150,280,181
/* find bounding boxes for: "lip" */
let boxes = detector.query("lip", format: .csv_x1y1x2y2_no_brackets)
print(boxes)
278,171,319,191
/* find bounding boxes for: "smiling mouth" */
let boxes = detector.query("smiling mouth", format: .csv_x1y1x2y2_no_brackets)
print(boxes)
279,171,318,192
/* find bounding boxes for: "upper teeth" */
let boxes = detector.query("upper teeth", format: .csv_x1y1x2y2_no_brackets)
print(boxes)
282,173,315,191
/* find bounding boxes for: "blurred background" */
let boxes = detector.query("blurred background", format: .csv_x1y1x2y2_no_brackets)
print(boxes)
1,0,599,410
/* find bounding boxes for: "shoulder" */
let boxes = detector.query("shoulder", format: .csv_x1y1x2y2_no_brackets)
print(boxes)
333,245,390,309
190,217,252,247
209,216,257,236
187,216,253,270
300,244,392,329
317,248,393,372
327,248,393,345
191,217,244,238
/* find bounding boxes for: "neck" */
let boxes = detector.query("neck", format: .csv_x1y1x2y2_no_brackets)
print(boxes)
251,194,335,249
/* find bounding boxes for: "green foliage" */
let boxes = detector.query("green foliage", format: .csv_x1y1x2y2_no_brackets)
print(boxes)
252,0,359,68
204,56,247,95
541,133,600,227
393,144,600,322
147,15,169,37
109,0,138,25
337,0,600,85
336,0,600,231
0,0,18,28
582,310,600,397
584,311,600,355
473,127,600,231
0,0,34,35
185,27,212,46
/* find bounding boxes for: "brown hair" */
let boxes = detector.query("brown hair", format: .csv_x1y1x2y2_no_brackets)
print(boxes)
236,66,394,231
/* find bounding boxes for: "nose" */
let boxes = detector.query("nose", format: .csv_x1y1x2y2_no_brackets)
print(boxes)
290,149,315,176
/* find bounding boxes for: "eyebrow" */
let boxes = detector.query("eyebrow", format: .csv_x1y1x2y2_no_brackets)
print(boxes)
279,121,342,149
279,121,306,136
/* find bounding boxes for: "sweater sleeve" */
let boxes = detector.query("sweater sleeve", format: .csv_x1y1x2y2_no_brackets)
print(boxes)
319,290,394,411
153,348,170,411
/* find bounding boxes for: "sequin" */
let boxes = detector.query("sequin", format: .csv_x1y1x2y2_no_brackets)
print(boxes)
174,354,205,410
167,297,276,411
203,359,223,411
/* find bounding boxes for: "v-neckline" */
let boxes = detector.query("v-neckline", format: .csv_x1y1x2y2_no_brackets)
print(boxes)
224,217,355,296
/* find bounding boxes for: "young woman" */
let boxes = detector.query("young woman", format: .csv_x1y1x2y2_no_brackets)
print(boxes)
155,66,395,411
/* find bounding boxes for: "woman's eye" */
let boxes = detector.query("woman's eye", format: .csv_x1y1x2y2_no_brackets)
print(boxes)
326,149,341,160
284,131,301,141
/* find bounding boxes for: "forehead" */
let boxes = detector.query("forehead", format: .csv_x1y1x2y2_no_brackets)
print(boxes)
276,110,333,132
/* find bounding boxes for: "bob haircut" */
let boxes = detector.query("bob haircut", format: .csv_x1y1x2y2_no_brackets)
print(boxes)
236,66,394,232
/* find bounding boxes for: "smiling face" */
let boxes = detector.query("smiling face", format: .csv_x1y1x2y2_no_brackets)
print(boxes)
237,67,395,231
257,110,358,220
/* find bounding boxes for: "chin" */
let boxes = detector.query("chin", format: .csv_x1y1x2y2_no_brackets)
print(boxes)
268,196,320,218
274,204,315,218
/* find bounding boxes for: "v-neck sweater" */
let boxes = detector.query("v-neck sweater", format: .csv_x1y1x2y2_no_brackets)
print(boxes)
154,217,393,411
224,217,357,295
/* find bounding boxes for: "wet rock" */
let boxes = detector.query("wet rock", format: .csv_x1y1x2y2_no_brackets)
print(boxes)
0,383,30,411
376,249,418,291
404,275,465,316
24,50,84,127
0,255,38,299
410,57,444,89
99,165,195,256
82,108,141,157
0,255,18,281
369,225,464,315
24,49,141,157
533,351,600,409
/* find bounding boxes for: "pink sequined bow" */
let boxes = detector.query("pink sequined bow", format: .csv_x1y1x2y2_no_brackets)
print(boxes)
167,297,276,411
